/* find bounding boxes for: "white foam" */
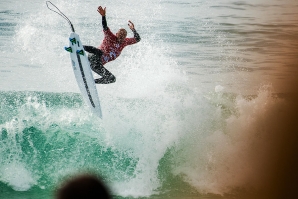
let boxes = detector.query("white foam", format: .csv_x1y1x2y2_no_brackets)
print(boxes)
0,163,36,191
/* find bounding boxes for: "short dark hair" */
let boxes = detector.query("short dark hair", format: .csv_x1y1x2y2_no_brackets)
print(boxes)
56,174,111,199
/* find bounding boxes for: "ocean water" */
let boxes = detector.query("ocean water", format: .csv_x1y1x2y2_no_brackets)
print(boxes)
1,0,298,199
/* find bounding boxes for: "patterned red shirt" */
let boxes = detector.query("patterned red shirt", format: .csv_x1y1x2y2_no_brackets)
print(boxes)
98,28,138,65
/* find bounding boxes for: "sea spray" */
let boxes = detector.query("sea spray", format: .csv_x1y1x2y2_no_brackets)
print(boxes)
171,85,293,195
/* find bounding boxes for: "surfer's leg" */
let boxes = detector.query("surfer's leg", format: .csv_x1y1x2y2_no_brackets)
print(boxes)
94,65,116,84
83,45,103,57
86,49,116,84
88,54,116,84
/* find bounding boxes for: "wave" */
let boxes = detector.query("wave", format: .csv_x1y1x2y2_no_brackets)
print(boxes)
1,81,297,199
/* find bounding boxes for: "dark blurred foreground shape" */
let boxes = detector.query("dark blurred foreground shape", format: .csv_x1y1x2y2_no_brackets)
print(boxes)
249,24,298,199
268,23,298,199
56,174,111,199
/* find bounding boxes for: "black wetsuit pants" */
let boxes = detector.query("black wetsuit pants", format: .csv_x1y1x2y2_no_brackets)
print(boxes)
83,45,116,84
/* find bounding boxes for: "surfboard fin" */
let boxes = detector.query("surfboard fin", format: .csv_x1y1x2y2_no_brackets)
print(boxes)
64,47,72,53
69,38,76,45
76,50,84,56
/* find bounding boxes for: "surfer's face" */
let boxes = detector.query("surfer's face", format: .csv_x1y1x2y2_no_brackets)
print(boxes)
116,29,127,42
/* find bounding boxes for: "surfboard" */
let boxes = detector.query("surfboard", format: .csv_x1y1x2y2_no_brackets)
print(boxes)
65,32,102,118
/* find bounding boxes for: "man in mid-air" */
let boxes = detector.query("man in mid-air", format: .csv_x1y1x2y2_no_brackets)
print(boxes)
83,6,141,84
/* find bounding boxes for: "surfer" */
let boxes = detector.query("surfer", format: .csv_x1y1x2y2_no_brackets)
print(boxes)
83,6,141,84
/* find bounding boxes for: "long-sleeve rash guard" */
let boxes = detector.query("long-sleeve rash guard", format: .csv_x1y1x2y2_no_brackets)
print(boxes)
98,16,141,65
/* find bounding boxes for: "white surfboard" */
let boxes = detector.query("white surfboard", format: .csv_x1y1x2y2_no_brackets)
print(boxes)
65,32,102,118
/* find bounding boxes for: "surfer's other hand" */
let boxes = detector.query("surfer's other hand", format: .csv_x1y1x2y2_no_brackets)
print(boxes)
128,20,135,30
97,6,106,16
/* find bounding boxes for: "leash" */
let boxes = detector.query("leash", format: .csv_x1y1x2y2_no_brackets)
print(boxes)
46,1,75,32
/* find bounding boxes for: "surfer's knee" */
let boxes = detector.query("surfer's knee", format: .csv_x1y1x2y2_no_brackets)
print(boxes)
108,75,116,83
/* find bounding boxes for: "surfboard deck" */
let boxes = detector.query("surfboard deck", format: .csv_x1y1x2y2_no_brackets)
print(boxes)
65,32,102,118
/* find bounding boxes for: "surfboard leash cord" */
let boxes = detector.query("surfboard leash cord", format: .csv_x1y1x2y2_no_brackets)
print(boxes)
46,1,75,32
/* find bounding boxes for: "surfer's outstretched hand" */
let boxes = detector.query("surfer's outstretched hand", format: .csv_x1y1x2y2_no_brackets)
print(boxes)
97,6,106,16
128,20,135,30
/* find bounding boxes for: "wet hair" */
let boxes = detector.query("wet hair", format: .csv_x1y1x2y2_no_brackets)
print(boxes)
56,174,111,199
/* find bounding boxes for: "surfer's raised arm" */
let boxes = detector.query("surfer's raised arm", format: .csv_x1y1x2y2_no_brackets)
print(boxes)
97,6,108,30
128,20,141,42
